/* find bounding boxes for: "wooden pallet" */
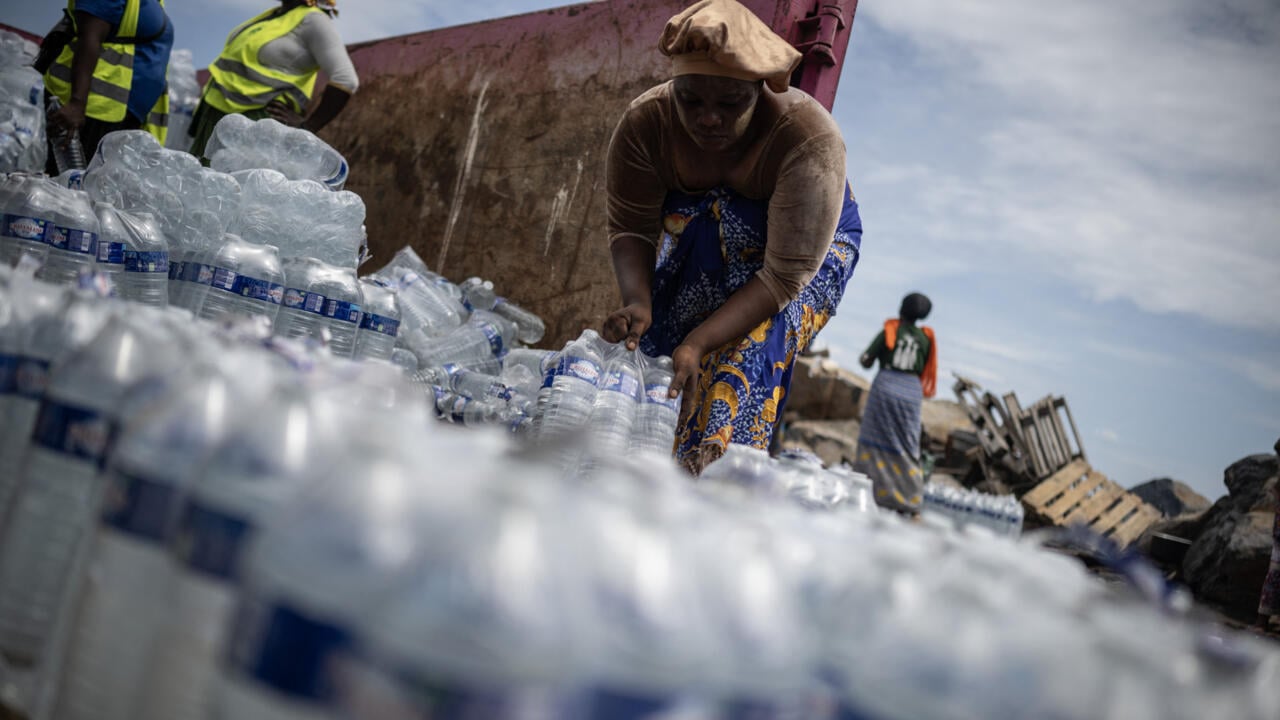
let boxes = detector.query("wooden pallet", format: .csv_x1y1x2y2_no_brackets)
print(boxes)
1021,459,1162,547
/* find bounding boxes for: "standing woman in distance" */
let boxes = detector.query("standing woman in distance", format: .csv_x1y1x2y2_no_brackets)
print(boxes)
602,0,863,474
187,0,359,159
853,292,938,515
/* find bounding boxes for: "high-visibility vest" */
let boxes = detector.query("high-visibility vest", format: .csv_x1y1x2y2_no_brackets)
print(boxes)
44,0,170,144
202,6,323,115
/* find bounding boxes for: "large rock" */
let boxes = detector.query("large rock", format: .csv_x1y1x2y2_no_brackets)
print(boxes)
1181,454,1278,617
921,399,975,451
778,418,860,468
1129,478,1212,518
785,356,870,421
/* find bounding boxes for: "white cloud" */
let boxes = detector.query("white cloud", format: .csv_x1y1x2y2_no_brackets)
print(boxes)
858,0,1280,331
1237,358,1280,393
1098,428,1120,443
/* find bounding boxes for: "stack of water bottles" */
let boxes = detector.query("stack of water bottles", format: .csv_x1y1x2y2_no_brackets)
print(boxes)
70,124,392,361
701,444,877,513
922,481,1025,538
0,172,170,306
0,31,45,174
163,49,200,153
204,114,349,191
1,268,1279,720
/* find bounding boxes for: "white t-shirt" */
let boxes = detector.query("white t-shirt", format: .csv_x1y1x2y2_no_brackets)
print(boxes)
257,11,359,93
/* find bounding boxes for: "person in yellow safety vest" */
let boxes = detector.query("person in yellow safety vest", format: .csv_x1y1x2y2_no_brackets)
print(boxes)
187,0,359,161
41,0,174,168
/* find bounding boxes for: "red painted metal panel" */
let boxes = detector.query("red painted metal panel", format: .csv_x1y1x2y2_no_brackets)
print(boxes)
0,22,43,45
313,0,861,345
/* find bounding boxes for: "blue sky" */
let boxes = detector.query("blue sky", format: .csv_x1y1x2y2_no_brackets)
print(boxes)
7,1,1277,500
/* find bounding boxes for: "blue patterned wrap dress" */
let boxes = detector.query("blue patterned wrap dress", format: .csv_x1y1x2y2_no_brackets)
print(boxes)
640,184,862,473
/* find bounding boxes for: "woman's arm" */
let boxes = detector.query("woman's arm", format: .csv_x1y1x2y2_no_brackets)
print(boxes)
860,331,885,369
601,100,666,348
603,236,656,349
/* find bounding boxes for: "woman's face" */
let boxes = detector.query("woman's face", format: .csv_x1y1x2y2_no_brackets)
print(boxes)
672,75,762,152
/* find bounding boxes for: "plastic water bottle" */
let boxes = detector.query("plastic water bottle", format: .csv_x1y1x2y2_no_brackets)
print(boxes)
91,201,127,294
460,276,497,311
318,264,361,356
493,295,546,345
631,355,679,454
170,229,222,312
35,186,99,286
45,95,86,174
388,347,418,374
117,209,168,307
139,378,318,720
386,268,464,337
274,256,329,344
54,367,239,720
407,309,514,371
585,344,642,456
210,411,430,720
1,174,57,268
533,329,604,442
348,471,579,720
352,278,399,362
0,312,162,667
198,234,284,327
0,286,105,524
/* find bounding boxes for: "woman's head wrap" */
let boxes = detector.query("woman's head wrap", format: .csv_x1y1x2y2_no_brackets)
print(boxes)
900,292,932,323
660,0,802,94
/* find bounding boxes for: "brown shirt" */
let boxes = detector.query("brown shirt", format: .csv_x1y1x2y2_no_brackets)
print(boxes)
607,81,848,310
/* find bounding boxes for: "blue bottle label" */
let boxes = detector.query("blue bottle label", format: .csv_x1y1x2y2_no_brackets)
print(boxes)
31,398,112,465
322,299,361,324
13,357,51,399
542,355,601,389
99,468,181,545
168,260,184,280
173,499,252,581
478,321,504,356
284,288,327,314
226,599,353,702
97,241,126,265
602,370,640,397
211,267,237,292
124,250,169,274
644,383,679,411
217,273,284,305
48,226,97,255
0,354,18,394
583,688,684,720
2,214,49,242
359,312,399,337
181,262,215,286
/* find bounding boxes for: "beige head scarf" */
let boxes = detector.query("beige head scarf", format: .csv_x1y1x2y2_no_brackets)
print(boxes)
660,0,802,94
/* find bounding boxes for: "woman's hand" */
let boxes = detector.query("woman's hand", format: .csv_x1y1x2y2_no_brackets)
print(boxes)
47,98,86,135
602,302,652,350
670,341,705,422
265,100,306,128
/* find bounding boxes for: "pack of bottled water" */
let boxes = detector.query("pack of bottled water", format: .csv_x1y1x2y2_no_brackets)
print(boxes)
0,172,170,304
1,269,1279,720
922,481,1025,538
163,49,200,153
0,31,45,174
204,114,349,191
